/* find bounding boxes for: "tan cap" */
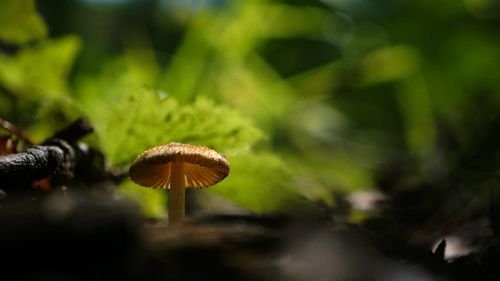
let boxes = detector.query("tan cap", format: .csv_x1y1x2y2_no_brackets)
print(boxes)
129,142,230,189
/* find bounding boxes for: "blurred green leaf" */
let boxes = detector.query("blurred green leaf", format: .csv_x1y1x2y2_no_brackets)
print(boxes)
76,48,160,122
117,180,167,218
0,0,47,44
0,36,80,98
361,45,419,85
27,96,83,142
94,88,263,166
160,2,329,129
203,3,329,58
397,76,436,157
214,56,298,131
205,152,310,212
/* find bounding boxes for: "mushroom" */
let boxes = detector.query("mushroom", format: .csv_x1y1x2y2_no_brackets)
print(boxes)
128,142,230,225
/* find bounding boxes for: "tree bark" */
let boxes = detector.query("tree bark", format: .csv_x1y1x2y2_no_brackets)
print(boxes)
0,118,93,189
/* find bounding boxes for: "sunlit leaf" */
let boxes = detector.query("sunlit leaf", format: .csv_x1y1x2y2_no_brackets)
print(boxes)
95,88,263,166
0,0,47,44
0,36,80,98
27,96,84,142
76,48,160,122
205,152,311,212
361,45,419,85
117,180,167,218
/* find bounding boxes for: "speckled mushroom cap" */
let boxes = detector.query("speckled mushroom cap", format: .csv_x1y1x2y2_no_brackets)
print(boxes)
129,142,230,189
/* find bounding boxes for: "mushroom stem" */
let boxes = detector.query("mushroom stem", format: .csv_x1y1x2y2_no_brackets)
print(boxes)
168,161,185,225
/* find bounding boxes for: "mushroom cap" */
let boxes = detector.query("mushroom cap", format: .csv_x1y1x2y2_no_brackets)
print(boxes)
129,142,230,189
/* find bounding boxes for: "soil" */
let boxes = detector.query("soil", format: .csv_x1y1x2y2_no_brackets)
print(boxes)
0,190,499,281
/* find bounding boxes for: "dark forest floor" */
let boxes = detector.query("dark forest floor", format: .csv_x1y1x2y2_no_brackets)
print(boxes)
1,191,500,281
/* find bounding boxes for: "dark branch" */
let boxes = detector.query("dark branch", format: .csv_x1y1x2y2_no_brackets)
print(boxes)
0,143,72,186
0,118,93,189
45,117,94,144
0,117,34,144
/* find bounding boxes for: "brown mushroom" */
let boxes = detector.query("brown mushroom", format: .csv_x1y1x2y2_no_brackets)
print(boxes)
129,142,230,225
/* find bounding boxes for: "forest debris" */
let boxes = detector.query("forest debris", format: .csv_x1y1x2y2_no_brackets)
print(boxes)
0,118,93,193
0,117,34,145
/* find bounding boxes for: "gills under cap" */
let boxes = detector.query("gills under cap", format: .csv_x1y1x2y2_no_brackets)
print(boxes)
129,142,230,189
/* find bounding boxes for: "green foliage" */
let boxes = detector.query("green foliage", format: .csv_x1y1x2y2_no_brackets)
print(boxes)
76,47,160,122
28,96,83,142
5,0,500,218
93,88,263,166
117,181,167,218
0,0,47,44
159,2,332,130
206,152,310,212
0,36,80,98
360,46,419,85
0,0,315,217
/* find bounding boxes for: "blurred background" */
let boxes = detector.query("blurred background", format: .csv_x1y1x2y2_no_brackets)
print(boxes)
2,0,500,237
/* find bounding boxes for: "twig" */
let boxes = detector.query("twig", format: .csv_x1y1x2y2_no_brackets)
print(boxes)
0,117,33,144
45,117,93,144
0,118,93,188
